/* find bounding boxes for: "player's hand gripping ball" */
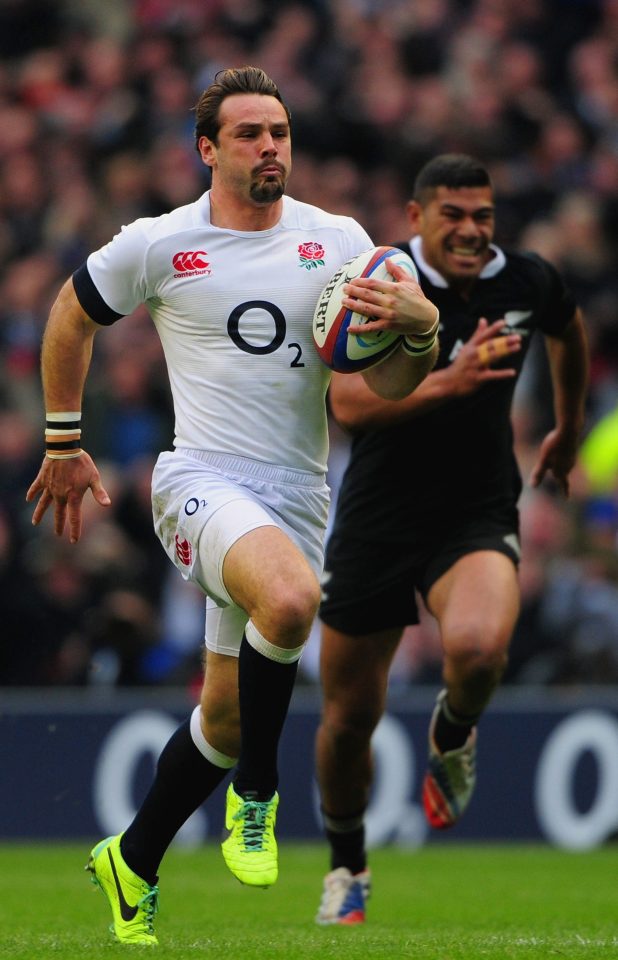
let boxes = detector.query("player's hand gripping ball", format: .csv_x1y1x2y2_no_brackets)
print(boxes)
312,246,418,373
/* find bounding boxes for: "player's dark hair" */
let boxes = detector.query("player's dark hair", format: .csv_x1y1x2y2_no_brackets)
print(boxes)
194,65,291,149
413,154,492,204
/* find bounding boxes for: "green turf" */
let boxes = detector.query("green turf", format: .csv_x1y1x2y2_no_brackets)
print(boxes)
0,842,616,958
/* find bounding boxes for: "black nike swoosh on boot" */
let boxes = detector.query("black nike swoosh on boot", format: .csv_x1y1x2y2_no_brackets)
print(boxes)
107,848,139,921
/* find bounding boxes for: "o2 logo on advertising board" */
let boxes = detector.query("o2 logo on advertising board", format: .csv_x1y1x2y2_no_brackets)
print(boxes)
534,710,618,850
91,707,618,850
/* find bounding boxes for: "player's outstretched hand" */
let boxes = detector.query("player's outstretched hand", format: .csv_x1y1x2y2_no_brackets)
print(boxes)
26,450,111,544
345,259,438,338
529,428,578,497
450,317,522,396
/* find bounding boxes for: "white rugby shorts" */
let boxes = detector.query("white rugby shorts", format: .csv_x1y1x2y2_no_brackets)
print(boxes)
151,449,330,656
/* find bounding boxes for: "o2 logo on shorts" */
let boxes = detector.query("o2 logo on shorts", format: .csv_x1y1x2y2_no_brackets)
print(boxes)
184,498,207,516
175,535,192,566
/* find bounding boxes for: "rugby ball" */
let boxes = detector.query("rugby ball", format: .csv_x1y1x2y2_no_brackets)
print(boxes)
312,246,418,373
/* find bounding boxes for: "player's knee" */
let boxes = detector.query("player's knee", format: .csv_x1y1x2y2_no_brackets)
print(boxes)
447,631,509,684
259,576,321,645
323,700,380,749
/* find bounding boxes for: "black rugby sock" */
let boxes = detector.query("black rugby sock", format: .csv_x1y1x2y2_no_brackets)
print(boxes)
434,698,479,753
326,823,367,875
233,632,298,799
120,718,228,884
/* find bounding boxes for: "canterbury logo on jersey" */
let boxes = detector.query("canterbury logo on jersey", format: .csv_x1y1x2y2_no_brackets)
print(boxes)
173,251,212,277
175,534,192,565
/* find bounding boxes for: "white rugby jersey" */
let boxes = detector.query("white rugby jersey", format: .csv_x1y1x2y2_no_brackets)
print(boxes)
74,192,372,474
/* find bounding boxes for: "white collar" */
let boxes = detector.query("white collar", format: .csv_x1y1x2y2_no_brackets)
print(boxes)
410,234,506,288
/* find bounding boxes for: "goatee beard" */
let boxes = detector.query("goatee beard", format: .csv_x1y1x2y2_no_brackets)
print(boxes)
250,180,285,203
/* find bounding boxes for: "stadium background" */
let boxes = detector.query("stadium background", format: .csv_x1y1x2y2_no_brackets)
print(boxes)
0,0,617,846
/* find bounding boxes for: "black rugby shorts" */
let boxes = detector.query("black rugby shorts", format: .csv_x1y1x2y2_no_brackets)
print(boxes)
319,509,520,636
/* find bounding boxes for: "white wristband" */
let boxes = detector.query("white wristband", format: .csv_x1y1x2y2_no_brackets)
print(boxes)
45,411,82,457
46,450,84,460
401,334,438,357
45,411,82,422
404,309,440,346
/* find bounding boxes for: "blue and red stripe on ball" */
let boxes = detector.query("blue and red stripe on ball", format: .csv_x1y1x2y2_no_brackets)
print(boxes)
312,245,418,373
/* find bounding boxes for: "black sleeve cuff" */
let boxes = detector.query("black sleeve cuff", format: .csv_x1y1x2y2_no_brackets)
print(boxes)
72,263,124,326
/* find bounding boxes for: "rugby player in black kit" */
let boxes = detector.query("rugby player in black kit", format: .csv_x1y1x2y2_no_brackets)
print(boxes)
314,154,589,925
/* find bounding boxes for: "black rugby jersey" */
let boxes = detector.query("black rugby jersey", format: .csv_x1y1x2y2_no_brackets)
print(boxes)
330,240,577,542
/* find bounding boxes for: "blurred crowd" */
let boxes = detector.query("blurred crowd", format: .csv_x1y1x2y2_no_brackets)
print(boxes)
1,0,617,690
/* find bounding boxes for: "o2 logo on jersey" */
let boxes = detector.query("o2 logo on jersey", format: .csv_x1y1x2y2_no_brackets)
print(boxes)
228,300,304,368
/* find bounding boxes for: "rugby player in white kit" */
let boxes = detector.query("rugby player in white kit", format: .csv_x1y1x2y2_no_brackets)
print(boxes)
26,66,439,944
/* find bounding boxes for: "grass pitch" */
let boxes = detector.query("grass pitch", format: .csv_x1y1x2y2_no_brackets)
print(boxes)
0,842,616,958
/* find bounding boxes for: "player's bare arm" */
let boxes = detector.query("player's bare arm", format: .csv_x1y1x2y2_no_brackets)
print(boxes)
530,308,589,496
360,334,438,401
26,279,110,543
330,316,521,431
